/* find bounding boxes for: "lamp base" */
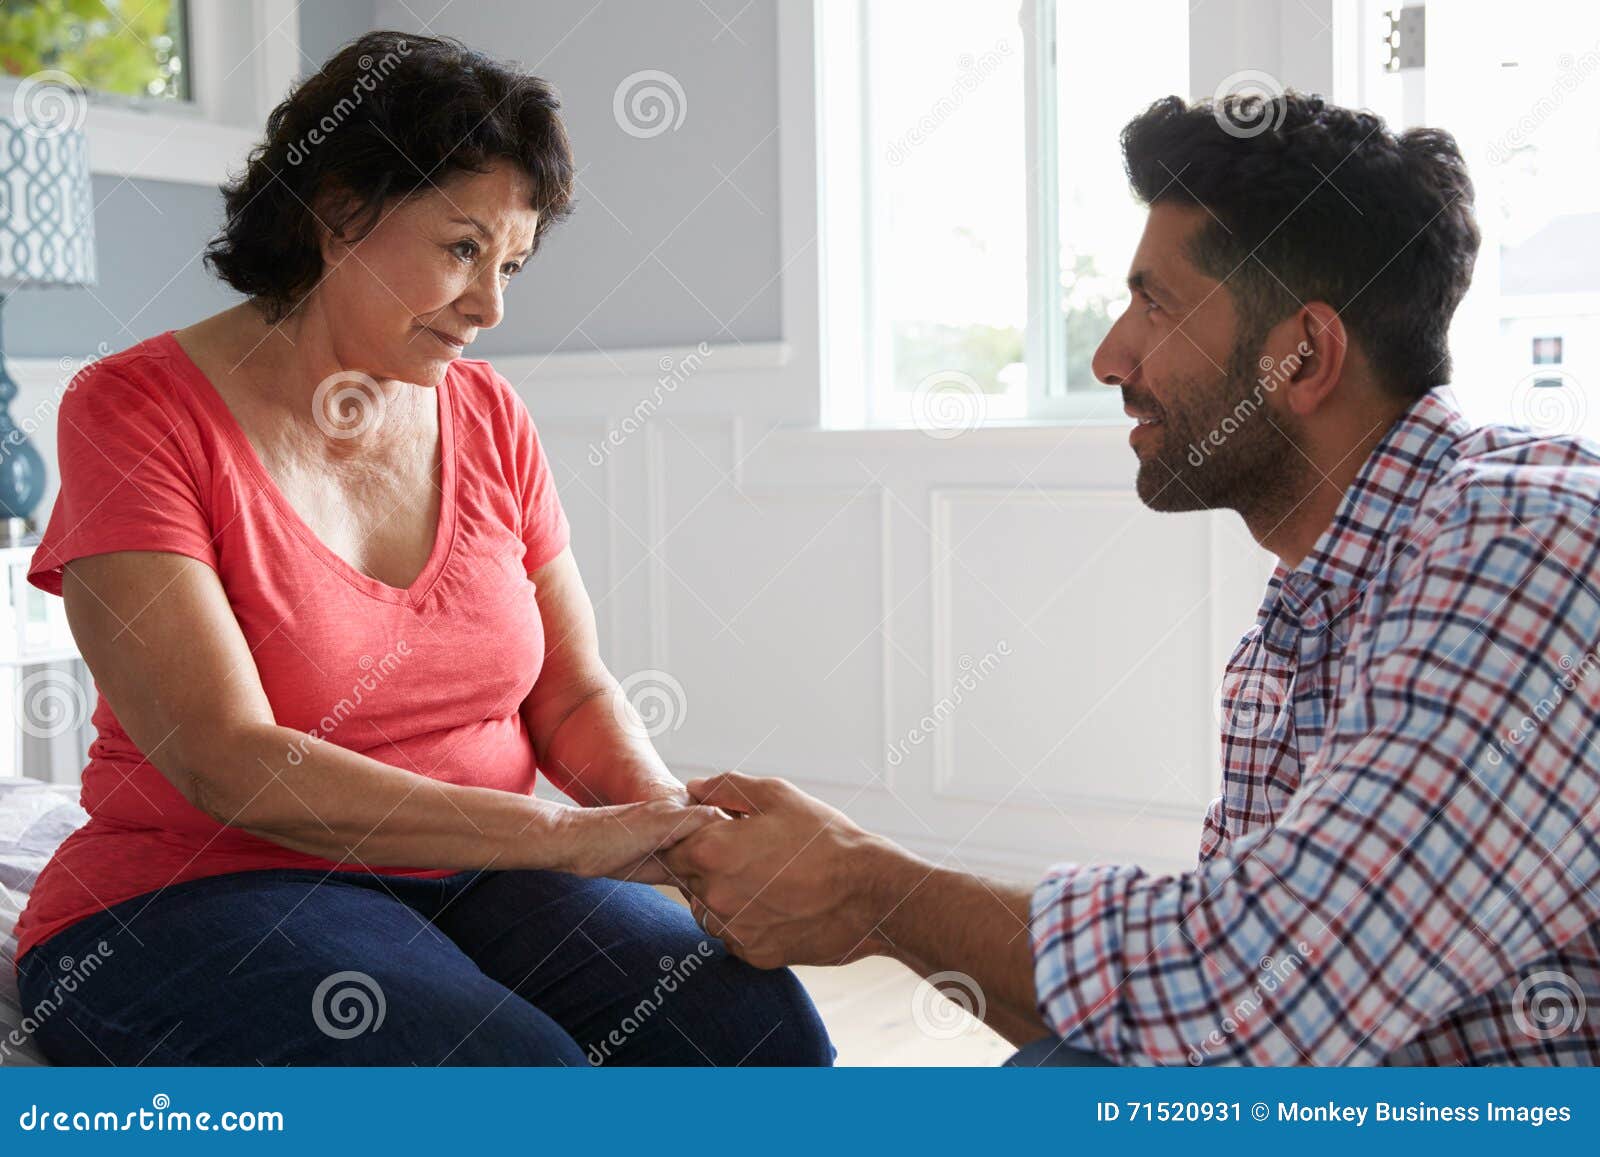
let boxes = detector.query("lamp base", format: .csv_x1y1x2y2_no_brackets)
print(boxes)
1,516,39,547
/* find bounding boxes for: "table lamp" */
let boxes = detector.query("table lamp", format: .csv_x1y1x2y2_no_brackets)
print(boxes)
0,89,98,547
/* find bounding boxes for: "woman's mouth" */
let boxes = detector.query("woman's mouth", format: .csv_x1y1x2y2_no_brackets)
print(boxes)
423,326,466,352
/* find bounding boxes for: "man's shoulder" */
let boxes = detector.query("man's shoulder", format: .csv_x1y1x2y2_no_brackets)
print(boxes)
1417,422,1600,539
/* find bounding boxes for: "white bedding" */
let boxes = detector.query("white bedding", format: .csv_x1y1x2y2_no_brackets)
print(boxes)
0,777,89,1067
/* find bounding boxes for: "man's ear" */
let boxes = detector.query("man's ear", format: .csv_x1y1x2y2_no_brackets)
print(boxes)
1269,301,1348,418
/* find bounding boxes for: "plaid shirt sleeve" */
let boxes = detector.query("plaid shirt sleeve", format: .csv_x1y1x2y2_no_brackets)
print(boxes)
1030,487,1600,1065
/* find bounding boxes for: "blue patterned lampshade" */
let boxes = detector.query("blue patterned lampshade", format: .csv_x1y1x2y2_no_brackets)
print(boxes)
0,115,97,289
0,105,97,542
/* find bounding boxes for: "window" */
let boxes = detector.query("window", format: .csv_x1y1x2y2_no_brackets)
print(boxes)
819,0,1190,428
0,0,190,104
1345,0,1599,440
0,1,298,187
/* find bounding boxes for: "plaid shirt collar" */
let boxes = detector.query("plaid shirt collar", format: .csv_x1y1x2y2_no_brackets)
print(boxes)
1261,386,1476,634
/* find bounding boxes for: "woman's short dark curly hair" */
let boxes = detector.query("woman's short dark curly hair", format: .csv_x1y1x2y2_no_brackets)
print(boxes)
204,30,577,322
1120,91,1479,401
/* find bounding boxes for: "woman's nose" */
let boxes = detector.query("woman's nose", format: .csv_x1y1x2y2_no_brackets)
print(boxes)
463,270,505,330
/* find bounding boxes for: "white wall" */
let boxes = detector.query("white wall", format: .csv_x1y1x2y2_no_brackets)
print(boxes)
12,1,1355,880
372,1,1311,880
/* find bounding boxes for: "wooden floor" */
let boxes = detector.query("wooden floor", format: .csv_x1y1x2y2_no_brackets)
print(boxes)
791,956,1016,1066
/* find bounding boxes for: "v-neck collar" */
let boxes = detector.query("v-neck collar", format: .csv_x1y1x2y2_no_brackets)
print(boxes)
159,328,459,607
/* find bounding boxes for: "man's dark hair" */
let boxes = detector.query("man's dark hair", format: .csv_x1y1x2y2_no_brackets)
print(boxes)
1120,91,1479,400
205,31,576,322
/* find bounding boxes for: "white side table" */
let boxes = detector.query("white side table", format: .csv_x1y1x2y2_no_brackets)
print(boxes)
1,542,91,784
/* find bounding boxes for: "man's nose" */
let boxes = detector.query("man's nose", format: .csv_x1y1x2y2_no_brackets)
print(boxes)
1092,308,1136,388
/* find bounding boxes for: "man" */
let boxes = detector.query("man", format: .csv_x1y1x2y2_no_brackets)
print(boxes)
663,92,1600,1065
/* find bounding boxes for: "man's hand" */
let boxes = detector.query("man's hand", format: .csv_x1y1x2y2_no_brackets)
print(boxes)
665,772,1051,1045
660,772,915,969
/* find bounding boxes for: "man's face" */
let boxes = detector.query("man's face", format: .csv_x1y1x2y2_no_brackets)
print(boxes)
1092,202,1305,515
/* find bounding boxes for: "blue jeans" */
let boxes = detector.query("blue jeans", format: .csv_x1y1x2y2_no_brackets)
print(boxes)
16,867,834,1066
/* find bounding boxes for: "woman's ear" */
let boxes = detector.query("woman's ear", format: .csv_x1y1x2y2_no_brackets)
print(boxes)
1275,301,1349,418
308,184,361,267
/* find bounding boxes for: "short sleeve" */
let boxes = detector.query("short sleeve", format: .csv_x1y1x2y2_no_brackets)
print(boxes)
497,370,570,574
27,365,218,596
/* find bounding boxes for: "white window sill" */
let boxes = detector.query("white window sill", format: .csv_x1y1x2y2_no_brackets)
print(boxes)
775,415,1134,449
83,102,259,186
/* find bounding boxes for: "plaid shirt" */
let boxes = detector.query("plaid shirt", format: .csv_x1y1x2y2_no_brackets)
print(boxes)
1031,387,1600,1065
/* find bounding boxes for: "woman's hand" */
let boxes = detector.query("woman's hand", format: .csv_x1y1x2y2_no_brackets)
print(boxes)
555,797,725,882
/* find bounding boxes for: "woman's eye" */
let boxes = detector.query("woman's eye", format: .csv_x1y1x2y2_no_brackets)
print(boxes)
501,262,523,278
451,239,479,262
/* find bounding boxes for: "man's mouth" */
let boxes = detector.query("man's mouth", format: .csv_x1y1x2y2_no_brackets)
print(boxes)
1126,404,1164,452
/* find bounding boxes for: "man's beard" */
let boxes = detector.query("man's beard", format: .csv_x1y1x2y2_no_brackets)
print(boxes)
1132,336,1309,518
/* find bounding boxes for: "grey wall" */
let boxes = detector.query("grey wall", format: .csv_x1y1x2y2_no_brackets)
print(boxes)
299,0,377,69
8,174,238,359
372,0,784,357
10,0,785,359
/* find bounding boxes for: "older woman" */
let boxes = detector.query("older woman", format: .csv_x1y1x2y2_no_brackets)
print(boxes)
11,31,832,1067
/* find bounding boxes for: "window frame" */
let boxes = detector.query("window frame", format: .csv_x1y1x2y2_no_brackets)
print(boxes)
0,0,300,187
816,0,1128,429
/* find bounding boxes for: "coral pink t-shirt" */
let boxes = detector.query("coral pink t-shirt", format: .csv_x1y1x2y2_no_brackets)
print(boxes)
13,330,570,971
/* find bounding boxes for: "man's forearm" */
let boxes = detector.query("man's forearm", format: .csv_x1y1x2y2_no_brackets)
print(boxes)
862,841,1049,1046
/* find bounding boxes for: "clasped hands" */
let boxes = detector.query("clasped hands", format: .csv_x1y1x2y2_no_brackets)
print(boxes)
651,773,899,970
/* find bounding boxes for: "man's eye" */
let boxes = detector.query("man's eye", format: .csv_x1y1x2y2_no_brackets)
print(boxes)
1141,292,1161,313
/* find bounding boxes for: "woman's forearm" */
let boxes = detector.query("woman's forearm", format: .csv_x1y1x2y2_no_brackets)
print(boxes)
529,685,685,806
181,721,595,872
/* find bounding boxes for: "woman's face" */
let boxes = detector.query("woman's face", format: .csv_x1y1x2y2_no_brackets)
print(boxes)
314,158,541,387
